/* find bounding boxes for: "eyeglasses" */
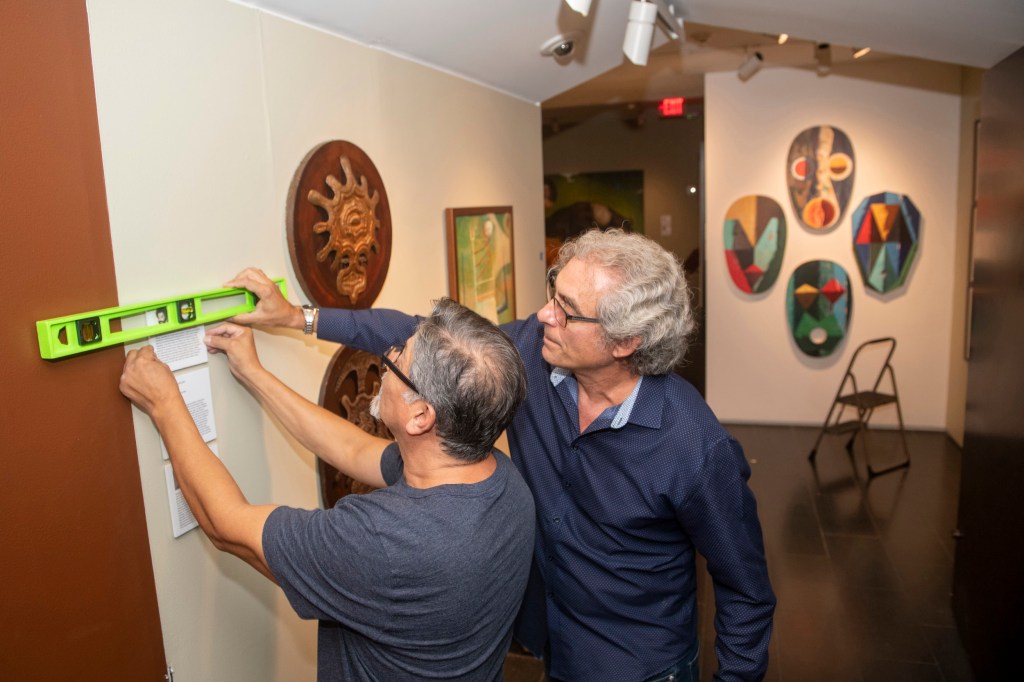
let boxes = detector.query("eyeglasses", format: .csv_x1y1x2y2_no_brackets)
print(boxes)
380,344,419,394
546,273,600,328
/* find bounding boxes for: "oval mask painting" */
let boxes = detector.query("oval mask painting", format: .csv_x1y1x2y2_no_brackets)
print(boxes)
723,195,787,294
851,191,922,294
786,260,852,357
787,126,855,231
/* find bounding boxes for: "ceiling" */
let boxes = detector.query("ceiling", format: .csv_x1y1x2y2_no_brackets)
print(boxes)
235,0,1024,105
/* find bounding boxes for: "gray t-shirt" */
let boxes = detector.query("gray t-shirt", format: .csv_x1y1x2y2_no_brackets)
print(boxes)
263,443,535,681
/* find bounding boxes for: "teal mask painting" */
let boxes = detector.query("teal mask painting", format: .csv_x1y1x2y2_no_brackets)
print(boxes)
723,195,787,294
786,260,852,357
851,192,921,294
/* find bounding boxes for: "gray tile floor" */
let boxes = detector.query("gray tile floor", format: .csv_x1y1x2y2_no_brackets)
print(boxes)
702,424,974,682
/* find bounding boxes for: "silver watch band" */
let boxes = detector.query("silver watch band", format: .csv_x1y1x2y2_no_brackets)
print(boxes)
301,305,317,335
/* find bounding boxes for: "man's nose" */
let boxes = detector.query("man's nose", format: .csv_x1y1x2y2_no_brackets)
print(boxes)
537,299,557,326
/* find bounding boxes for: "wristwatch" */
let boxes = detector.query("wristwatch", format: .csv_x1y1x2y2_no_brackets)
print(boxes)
301,304,318,335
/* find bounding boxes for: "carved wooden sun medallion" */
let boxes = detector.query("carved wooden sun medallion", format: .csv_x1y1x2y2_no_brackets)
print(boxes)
288,140,392,308
317,346,393,508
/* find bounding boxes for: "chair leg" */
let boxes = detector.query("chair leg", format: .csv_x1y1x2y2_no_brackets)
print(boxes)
892,384,912,468
867,369,912,477
867,456,910,478
809,429,825,460
810,403,843,460
866,421,911,478
809,415,832,460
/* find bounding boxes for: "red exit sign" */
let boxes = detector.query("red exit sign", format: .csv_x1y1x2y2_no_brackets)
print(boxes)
658,97,685,117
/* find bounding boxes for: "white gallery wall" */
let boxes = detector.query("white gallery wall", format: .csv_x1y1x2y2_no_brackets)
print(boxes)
87,0,545,679
704,68,964,430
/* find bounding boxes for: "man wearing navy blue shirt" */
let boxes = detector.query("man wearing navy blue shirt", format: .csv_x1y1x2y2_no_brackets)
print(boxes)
230,227,775,681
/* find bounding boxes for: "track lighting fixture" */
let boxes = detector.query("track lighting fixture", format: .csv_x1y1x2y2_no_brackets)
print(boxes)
622,0,685,66
623,1,658,65
737,51,764,81
815,42,831,76
564,0,593,16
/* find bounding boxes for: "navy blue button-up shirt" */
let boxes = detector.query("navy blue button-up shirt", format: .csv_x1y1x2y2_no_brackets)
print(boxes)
318,309,775,682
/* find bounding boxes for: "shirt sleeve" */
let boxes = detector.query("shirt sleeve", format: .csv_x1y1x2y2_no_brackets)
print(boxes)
677,436,776,682
262,499,393,638
317,308,422,354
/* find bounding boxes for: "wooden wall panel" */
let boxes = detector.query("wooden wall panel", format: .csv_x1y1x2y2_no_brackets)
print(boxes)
0,1,166,678
953,46,1024,679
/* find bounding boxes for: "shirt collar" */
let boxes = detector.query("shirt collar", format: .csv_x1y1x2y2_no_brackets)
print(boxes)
549,368,643,430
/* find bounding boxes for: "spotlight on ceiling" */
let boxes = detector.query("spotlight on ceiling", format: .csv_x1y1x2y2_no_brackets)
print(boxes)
622,0,685,66
564,0,593,16
815,42,831,76
852,46,871,59
737,51,764,82
623,0,658,65
777,33,789,45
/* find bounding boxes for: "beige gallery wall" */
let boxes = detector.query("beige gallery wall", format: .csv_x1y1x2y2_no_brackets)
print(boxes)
704,67,965,431
87,0,545,679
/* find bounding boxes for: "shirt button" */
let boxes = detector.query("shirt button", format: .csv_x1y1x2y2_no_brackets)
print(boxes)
552,517,560,524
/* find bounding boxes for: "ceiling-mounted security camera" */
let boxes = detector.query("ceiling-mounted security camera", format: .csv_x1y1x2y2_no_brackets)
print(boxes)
541,32,581,61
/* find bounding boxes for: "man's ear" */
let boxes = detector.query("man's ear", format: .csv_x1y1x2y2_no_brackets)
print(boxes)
404,399,436,437
611,336,641,360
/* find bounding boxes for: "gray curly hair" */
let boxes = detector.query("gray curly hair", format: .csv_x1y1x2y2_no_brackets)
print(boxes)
552,228,694,376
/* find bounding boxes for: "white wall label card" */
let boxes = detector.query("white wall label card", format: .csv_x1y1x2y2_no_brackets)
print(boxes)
165,462,198,537
180,366,216,442
146,309,208,371
160,367,217,460
165,443,219,538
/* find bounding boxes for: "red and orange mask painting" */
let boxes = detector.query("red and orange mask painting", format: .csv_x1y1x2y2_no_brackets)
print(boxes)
787,126,855,231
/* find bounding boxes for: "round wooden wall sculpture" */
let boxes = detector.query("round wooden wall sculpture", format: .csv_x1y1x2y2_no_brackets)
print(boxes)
317,346,393,508
288,140,392,308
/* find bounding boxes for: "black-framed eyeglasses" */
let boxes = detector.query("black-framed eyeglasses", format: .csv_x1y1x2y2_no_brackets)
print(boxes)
380,344,419,394
546,273,600,328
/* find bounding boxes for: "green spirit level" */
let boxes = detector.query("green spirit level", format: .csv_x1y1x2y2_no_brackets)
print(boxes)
37,279,287,359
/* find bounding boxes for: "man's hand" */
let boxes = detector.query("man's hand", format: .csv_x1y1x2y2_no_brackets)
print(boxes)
227,267,304,329
205,322,265,384
124,337,277,582
120,346,180,417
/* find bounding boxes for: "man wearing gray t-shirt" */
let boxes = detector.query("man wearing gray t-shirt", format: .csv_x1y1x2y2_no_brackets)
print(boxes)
120,297,535,681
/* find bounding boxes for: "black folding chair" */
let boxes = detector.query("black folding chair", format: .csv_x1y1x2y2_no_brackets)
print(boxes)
808,337,911,477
